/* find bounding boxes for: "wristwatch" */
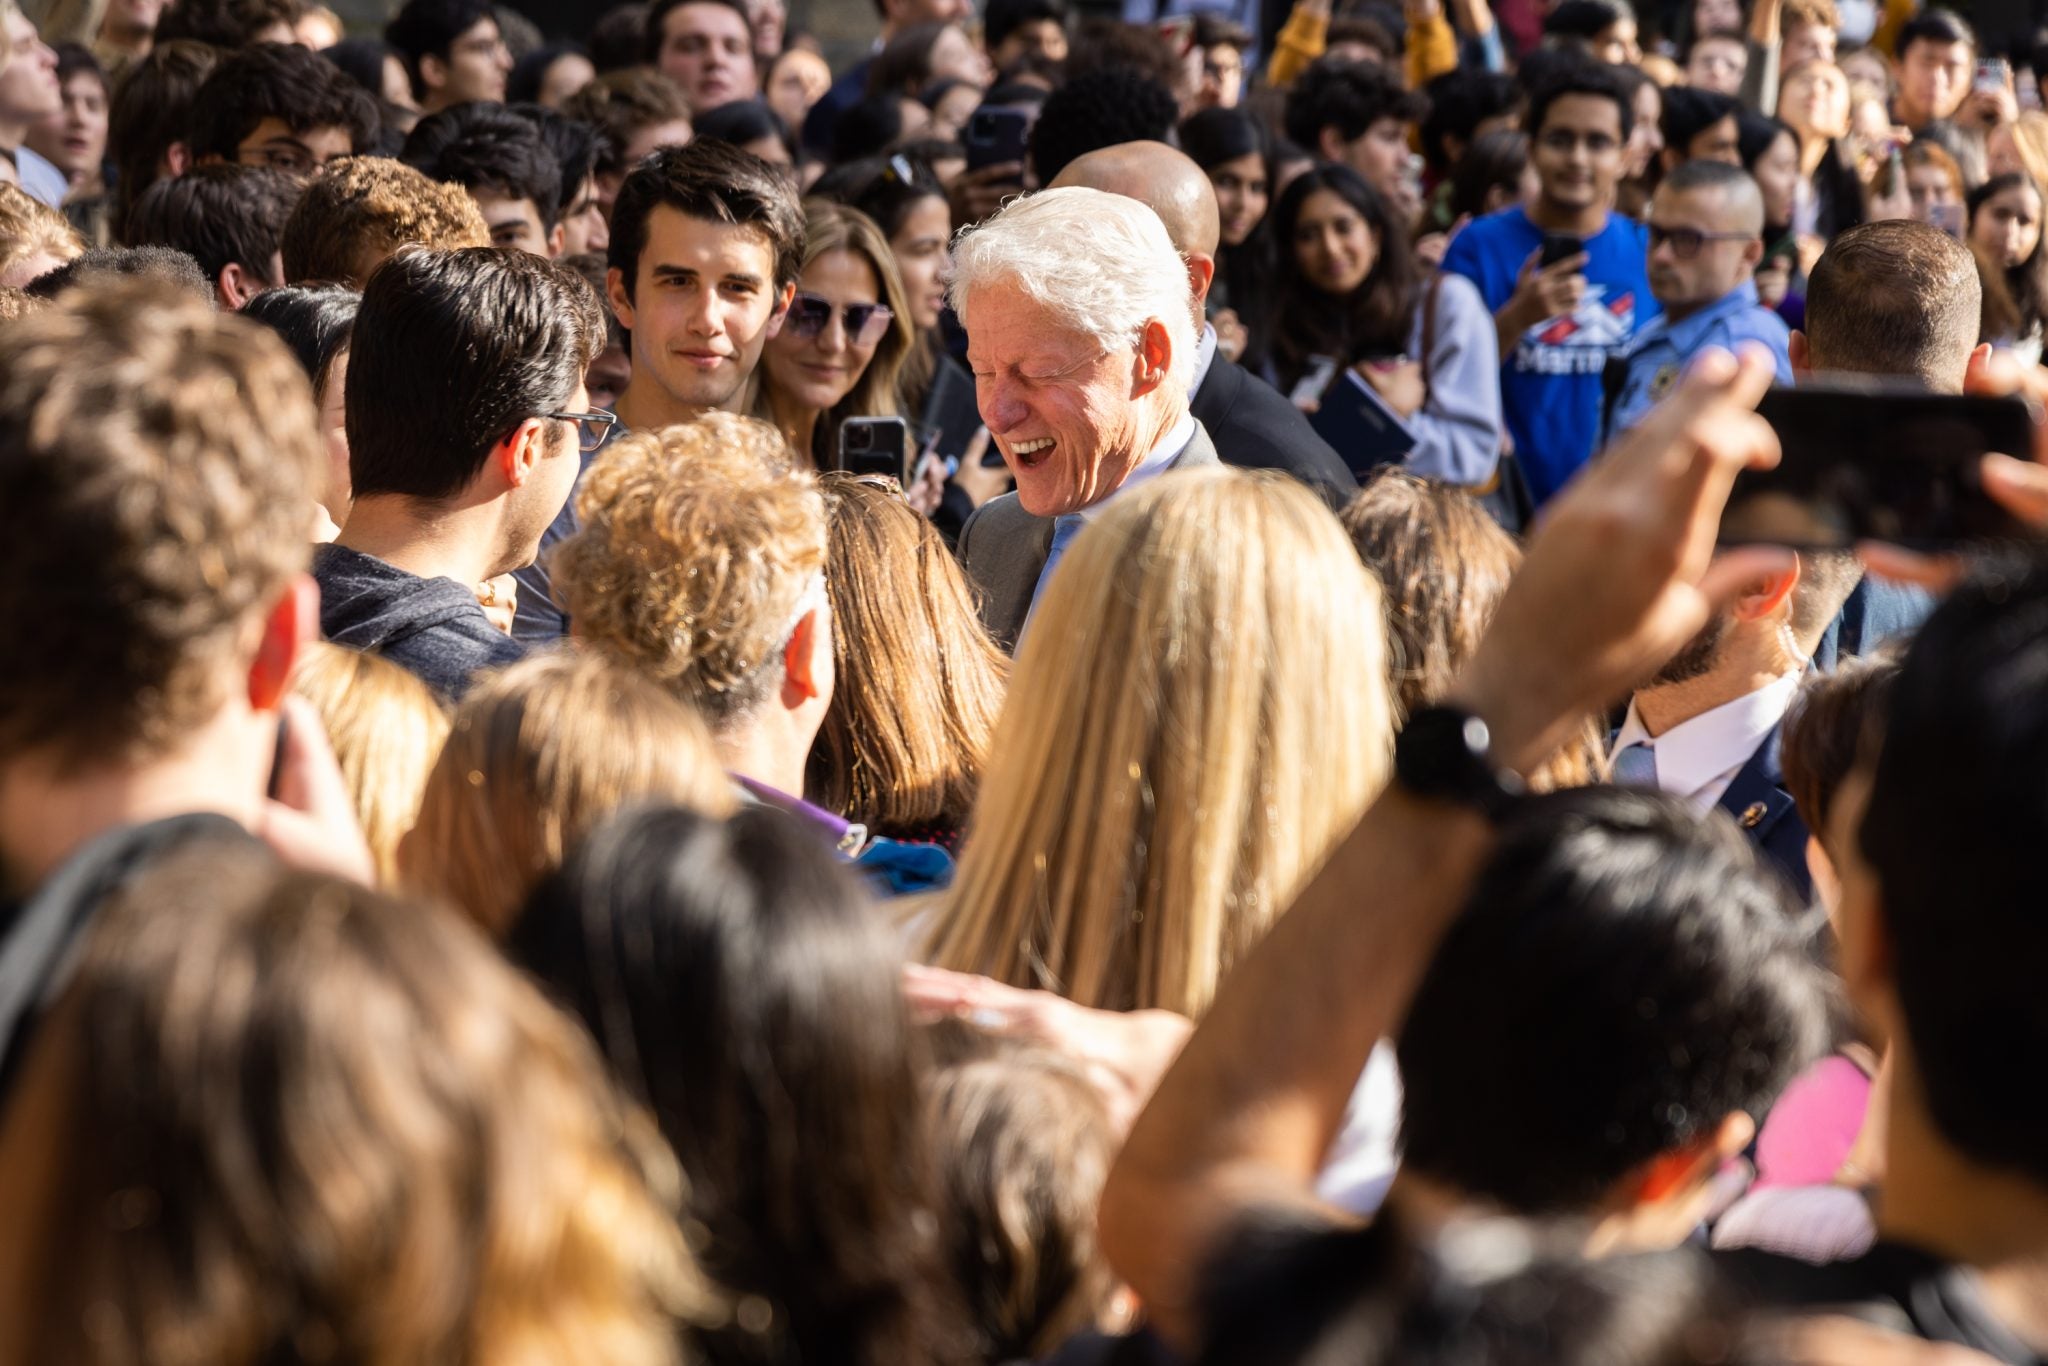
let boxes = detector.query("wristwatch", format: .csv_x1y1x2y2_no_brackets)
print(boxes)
1394,705,1525,822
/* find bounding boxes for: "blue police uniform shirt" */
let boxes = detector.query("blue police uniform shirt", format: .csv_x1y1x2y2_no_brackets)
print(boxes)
1609,279,1793,439
1440,206,1657,506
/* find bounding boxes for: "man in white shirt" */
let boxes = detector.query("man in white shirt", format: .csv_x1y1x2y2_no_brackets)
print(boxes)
1609,548,1864,898
952,185,1220,647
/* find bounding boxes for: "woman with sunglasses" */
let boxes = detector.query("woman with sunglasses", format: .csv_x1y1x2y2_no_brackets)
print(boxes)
1266,163,1503,488
758,201,918,476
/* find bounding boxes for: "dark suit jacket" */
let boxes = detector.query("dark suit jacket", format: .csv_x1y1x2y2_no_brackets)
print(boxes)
959,422,1221,649
1190,353,1357,504
1716,723,1813,903
1812,576,1933,672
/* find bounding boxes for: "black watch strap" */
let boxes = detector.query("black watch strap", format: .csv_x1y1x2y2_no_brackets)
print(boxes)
1394,705,1525,822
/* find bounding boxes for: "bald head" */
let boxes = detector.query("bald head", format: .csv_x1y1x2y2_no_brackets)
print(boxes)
1050,140,1221,258
1659,158,1765,233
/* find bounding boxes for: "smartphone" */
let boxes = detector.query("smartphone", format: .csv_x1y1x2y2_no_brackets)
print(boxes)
1976,57,2010,95
965,106,1032,173
1539,233,1585,269
1719,380,2041,550
1289,354,1341,409
836,416,912,482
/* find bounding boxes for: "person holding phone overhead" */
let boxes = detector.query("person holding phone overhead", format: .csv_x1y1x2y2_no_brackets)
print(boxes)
1266,162,1502,487
755,201,917,474
1441,57,1656,504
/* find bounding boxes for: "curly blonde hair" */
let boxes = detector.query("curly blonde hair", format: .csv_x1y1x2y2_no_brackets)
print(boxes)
279,155,490,287
26,844,716,1365
552,413,828,729
0,183,84,288
401,648,735,936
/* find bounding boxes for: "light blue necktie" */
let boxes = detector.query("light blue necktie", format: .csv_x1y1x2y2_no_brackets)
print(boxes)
1611,740,1659,788
1023,514,1087,632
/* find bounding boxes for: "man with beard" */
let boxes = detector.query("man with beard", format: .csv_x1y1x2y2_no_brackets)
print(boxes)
1608,546,1864,900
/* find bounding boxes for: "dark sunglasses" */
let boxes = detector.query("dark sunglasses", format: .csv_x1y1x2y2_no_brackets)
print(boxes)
1646,224,1756,259
787,291,894,346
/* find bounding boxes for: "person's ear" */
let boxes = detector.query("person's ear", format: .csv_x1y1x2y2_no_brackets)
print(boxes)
419,51,448,96
1659,145,1684,175
1788,328,1809,377
495,416,551,489
547,221,566,258
606,266,637,332
780,603,830,704
164,140,191,177
1633,1111,1757,1205
1731,555,1800,621
1317,124,1349,163
1133,318,1172,396
217,261,258,311
1741,236,1764,270
248,573,317,712
1185,251,1216,305
764,279,796,338
1964,340,1995,390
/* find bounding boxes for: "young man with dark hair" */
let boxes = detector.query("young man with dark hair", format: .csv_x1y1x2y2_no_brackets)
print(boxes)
124,163,302,310
1283,57,1429,222
314,246,605,698
1394,786,1827,1241
280,155,490,288
107,39,218,242
510,137,801,640
645,0,756,115
563,68,694,216
1658,84,1742,171
512,103,609,255
384,0,511,116
1441,58,1655,505
1418,66,1519,178
1028,65,1180,185
1892,7,1973,132
187,42,378,177
984,0,1068,70
403,102,566,257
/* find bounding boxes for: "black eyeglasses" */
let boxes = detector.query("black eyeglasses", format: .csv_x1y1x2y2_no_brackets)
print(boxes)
1646,224,1757,259
786,292,894,346
545,408,618,451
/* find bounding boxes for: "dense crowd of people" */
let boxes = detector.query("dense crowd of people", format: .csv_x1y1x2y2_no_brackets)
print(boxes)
2,0,2048,1359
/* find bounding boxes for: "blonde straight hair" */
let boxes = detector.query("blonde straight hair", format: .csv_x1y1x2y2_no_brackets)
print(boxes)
289,642,451,888
401,649,735,936
925,468,1395,1018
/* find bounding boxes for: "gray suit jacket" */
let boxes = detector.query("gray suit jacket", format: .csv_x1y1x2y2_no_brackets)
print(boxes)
958,421,1221,649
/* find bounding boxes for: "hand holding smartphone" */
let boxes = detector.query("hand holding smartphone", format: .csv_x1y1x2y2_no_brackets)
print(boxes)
1720,379,2044,549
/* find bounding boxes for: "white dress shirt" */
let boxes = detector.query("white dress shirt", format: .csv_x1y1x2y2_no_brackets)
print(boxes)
1610,672,1802,811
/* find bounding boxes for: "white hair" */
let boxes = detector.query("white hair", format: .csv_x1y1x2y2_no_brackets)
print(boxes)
948,186,1197,396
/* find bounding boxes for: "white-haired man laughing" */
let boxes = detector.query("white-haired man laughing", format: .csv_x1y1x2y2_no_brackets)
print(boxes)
952,185,1218,647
